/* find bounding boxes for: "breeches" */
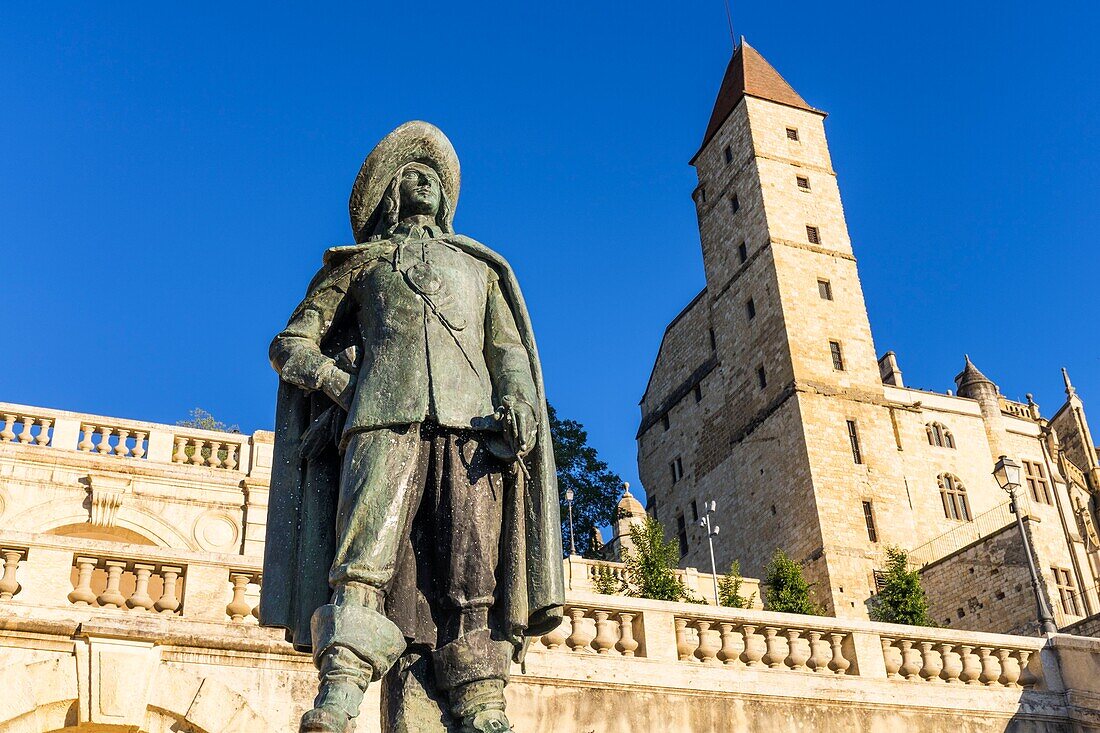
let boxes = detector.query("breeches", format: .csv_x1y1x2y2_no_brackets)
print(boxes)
331,422,504,618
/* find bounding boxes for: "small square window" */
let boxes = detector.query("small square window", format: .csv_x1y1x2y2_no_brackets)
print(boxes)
817,279,833,300
738,242,748,263
730,195,740,214
806,225,821,244
724,145,733,164
690,499,699,522
796,175,811,190
786,127,800,141
670,456,684,483
757,366,767,389
830,341,845,371
745,298,756,320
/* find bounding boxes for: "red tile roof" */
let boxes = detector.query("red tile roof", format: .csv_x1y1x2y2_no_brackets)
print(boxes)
692,39,821,163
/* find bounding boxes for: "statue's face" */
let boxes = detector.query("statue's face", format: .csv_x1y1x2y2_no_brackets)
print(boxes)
397,163,442,217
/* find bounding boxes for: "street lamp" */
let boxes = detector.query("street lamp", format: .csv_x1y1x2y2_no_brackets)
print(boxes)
699,500,721,605
565,488,577,556
993,455,1058,635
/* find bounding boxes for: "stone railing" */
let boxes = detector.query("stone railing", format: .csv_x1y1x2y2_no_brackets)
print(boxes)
0,531,262,626
908,496,1032,568
531,591,1049,691
999,396,1035,420
562,554,763,608
0,402,271,477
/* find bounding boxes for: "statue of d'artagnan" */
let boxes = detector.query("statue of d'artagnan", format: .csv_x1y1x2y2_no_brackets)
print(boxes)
261,121,564,733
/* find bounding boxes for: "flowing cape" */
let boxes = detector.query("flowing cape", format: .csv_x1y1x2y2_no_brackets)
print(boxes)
259,234,565,657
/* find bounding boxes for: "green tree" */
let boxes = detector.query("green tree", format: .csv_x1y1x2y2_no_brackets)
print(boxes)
717,560,755,608
869,546,936,626
548,403,623,558
621,517,700,602
762,549,821,615
177,408,238,433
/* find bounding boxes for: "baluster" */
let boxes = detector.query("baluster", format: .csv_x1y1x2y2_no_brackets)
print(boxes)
616,613,639,657
674,617,696,661
68,557,99,605
35,418,52,446
173,436,188,464
828,633,851,675
17,417,34,444
997,648,1022,688
131,431,147,459
898,640,921,680
978,646,1002,687
740,625,765,667
717,622,743,666
566,607,596,653
1017,650,1038,688
809,631,832,673
96,426,113,455
0,549,24,600
0,415,16,442
939,643,962,684
227,573,252,621
959,645,982,685
223,443,239,470
97,561,127,607
156,566,182,613
78,424,96,452
115,429,132,458
207,441,223,468
762,627,785,669
919,641,943,682
188,438,205,465
693,620,721,664
592,610,618,654
541,616,570,650
251,576,262,620
127,564,156,611
880,637,902,678
785,629,809,671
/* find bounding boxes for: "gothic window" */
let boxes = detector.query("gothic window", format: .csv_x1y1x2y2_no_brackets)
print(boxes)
939,474,972,522
676,512,689,557
738,242,748,263
670,456,684,484
829,341,845,371
786,127,800,141
796,175,811,190
926,422,955,449
1053,567,1082,616
847,420,863,464
1024,460,1052,504
806,225,821,244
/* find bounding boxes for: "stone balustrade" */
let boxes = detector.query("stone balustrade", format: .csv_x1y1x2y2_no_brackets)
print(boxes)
0,401,271,477
880,633,1038,688
563,554,763,608
0,546,28,600
66,553,186,613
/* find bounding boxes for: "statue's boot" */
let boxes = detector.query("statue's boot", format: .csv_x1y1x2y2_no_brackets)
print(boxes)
433,630,514,733
301,603,406,733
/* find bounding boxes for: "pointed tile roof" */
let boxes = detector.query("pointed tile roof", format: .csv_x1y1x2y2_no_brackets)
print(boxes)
955,355,997,398
693,38,821,162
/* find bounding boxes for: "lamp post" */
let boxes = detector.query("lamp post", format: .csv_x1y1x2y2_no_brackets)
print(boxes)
565,488,577,557
993,455,1058,635
699,500,721,606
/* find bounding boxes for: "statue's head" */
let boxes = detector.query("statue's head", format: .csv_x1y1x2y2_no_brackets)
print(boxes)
349,121,460,242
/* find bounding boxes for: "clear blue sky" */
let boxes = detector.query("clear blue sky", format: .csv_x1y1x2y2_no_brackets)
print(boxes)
2,3,1097,506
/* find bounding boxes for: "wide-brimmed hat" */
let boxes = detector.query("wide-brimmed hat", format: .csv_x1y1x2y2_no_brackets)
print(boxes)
348,121,460,242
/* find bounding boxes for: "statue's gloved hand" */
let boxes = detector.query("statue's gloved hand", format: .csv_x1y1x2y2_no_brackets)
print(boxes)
500,395,537,458
319,362,356,412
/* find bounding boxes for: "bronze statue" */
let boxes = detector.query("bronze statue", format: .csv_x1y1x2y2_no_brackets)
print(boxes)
260,121,564,733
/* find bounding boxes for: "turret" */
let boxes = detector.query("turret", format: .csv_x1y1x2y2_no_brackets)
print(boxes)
955,355,1008,462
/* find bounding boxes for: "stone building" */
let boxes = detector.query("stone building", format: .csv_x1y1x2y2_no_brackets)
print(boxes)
6,401,1100,731
637,40,1100,632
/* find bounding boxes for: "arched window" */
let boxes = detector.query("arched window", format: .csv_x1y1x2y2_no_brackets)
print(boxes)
939,474,972,521
927,422,956,449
